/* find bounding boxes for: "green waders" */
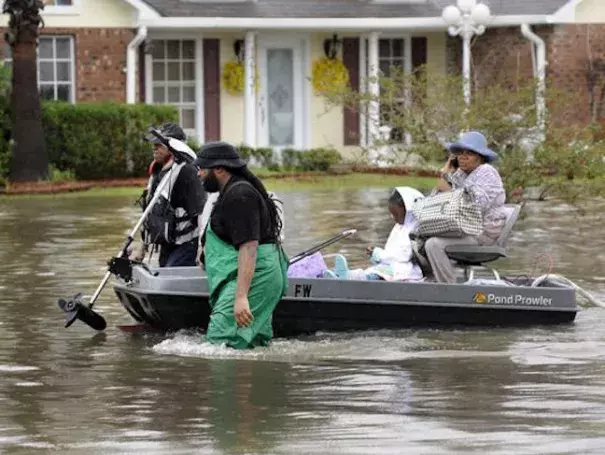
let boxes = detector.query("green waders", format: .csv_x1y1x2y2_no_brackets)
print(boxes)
204,226,288,349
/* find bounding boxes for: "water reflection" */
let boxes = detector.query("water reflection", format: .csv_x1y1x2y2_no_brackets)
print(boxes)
0,191,604,453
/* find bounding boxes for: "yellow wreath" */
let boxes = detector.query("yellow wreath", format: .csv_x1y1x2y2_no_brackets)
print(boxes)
221,60,259,95
311,57,350,95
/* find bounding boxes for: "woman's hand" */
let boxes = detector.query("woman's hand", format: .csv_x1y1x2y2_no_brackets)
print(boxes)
440,156,457,176
436,177,452,193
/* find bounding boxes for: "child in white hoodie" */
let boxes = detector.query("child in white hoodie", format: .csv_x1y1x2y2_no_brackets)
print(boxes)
331,186,425,281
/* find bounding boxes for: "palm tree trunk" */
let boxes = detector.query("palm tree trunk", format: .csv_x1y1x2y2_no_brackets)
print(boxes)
9,25,48,181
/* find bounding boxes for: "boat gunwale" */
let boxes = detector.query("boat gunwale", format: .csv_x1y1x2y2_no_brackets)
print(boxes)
113,285,580,314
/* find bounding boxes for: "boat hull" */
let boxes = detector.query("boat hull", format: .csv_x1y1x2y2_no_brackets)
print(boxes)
112,265,579,336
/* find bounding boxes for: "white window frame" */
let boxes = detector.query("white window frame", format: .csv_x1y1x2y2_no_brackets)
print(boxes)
3,35,76,104
360,34,412,147
145,35,204,142
42,0,81,16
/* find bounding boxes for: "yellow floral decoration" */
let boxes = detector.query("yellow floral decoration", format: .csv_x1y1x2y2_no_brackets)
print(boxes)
311,57,350,95
221,60,259,95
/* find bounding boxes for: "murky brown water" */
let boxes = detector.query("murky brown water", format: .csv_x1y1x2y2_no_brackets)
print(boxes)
0,189,604,454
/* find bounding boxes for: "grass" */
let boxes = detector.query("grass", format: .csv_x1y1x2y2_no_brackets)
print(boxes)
0,172,437,200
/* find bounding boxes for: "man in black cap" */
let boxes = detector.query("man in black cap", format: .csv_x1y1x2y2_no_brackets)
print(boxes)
194,141,288,349
130,122,207,267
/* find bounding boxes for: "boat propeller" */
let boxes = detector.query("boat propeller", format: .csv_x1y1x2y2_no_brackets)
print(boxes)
57,293,107,331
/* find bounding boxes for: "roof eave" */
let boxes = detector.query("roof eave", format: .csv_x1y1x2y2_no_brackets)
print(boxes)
122,0,161,20
138,15,553,30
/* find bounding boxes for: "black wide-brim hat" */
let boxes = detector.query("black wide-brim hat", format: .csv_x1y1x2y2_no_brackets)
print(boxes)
144,123,186,144
194,141,247,169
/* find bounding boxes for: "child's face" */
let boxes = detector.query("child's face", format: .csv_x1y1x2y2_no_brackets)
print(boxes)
389,203,406,224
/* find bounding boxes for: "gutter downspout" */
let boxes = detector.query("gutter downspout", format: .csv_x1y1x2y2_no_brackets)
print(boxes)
521,24,546,133
127,26,148,104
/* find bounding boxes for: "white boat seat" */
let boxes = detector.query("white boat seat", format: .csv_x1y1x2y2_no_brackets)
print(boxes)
445,203,522,280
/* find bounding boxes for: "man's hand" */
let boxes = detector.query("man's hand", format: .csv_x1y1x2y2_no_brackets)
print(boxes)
129,244,146,262
195,245,203,266
365,245,374,256
234,295,254,327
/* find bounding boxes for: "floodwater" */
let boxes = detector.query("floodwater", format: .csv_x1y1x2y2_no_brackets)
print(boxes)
0,189,604,454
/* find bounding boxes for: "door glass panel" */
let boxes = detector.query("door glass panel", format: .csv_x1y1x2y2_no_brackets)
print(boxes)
266,48,294,147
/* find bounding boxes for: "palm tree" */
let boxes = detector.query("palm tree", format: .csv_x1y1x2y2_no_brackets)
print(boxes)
3,0,47,182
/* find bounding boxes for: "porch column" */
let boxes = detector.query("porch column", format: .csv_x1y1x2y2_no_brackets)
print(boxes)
244,31,257,147
367,31,380,149
359,36,367,148
126,26,147,104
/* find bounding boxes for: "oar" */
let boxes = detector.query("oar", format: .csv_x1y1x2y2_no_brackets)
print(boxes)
288,229,357,266
56,129,185,331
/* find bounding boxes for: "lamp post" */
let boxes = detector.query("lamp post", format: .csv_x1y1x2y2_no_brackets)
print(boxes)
442,0,491,106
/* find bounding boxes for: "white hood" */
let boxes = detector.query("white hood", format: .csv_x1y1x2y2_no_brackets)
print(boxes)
394,186,425,230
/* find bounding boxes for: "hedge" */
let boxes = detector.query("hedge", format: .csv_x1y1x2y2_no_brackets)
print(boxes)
0,101,179,180
43,102,179,180
239,145,342,172
0,99,342,180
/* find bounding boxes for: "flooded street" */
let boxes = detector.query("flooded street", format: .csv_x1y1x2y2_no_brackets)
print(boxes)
0,188,604,454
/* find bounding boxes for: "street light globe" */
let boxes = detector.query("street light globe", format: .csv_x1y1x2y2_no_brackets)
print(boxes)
442,5,462,26
471,3,491,25
456,0,477,14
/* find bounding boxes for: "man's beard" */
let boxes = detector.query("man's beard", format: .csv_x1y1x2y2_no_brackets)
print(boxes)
202,169,220,193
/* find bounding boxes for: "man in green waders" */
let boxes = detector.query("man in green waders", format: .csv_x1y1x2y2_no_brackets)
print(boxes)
194,142,288,349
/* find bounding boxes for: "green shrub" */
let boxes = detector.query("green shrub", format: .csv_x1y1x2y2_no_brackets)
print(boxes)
186,137,200,154
48,164,76,182
236,144,272,167
281,148,302,170
254,147,275,168
43,102,179,179
0,141,10,179
0,66,11,179
297,148,342,171
234,145,342,172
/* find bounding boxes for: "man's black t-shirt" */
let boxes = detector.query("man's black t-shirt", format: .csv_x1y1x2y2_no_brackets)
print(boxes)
209,176,274,248
151,162,207,220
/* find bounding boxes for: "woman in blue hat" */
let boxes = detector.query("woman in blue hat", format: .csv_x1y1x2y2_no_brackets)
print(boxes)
423,131,507,283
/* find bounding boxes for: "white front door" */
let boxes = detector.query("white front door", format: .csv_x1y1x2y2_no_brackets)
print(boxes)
257,36,306,152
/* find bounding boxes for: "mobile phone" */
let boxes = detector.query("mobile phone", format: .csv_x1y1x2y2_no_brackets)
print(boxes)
451,156,459,168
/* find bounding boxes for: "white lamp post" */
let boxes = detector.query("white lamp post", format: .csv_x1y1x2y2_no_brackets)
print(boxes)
442,0,491,106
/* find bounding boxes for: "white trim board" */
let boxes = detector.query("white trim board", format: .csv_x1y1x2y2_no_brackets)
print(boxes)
551,0,584,22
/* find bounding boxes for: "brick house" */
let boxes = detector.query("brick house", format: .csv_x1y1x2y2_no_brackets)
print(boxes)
1,0,604,156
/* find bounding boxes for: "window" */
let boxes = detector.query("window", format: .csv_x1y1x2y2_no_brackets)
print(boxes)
378,38,407,142
42,0,79,16
3,36,75,103
361,37,410,144
150,39,197,134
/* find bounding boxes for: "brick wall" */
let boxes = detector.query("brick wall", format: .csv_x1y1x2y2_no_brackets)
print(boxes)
447,26,546,88
0,27,135,103
546,24,605,125
447,24,605,126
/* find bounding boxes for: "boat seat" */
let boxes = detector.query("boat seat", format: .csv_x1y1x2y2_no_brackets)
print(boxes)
445,203,522,281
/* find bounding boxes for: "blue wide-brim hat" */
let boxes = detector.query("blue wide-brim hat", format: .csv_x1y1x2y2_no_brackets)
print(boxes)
445,131,498,163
